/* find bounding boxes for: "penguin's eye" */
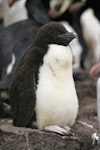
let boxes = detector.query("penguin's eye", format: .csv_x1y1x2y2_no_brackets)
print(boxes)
48,28,65,37
48,30,58,37
53,32,58,36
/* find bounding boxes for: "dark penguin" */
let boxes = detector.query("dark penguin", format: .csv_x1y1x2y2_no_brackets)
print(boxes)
10,22,78,135
25,0,50,25
0,0,49,118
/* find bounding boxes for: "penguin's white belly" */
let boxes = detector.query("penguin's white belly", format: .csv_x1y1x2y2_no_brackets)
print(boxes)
35,44,79,130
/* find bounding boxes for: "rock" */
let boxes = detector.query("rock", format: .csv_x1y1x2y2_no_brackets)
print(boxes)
0,124,81,150
0,123,99,150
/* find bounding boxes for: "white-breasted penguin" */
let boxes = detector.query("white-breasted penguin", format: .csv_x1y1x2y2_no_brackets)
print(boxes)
90,63,100,143
90,62,100,129
10,22,79,135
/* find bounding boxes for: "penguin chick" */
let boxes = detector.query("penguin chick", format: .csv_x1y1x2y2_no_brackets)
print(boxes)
10,22,78,135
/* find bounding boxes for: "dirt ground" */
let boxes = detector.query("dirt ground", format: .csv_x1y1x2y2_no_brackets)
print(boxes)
0,69,100,149
75,69,98,130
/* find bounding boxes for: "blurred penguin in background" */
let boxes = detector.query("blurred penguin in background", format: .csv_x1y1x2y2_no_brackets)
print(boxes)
1,0,28,27
48,0,88,69
0,0,50,118
10,22,79,135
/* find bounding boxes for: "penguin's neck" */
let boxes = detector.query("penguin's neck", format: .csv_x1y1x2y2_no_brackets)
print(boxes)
42,44,73,80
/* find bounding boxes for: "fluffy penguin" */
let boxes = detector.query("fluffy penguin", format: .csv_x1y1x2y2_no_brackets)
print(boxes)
10,22,79,135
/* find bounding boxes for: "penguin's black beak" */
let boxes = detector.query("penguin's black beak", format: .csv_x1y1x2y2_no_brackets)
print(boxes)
58,32,77,43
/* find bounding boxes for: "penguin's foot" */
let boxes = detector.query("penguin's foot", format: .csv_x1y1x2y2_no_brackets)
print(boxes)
43,125,74,136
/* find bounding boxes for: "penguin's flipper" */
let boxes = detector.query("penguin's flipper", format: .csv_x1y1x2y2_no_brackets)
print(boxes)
10,45,43,128
10,82,36,127
9,56,37,128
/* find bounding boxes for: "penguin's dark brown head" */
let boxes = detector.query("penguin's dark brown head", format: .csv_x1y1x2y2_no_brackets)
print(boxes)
34,22,77,46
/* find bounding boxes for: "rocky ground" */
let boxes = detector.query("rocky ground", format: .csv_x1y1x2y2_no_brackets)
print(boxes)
0,69,100,150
